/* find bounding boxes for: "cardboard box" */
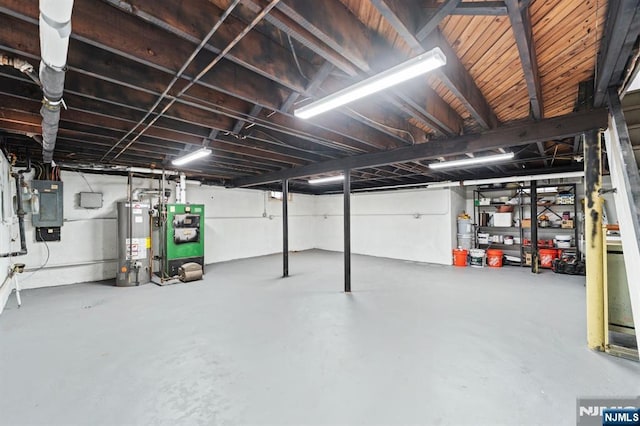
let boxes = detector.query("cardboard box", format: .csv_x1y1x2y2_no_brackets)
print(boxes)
493,212,513,227
561,219,574,229
521,218,531,228
524,252,532,265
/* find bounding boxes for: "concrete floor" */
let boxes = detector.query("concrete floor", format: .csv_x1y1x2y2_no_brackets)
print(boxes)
1,250,638,426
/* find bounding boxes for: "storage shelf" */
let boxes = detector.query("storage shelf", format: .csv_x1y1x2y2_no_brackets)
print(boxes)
478,243,521,248
522,246,577,250
474,183,579,261
520,203,575,207
522,227,575,231
478,226,519,230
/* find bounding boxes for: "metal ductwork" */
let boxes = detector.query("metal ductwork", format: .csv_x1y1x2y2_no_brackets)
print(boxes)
39,0,74,164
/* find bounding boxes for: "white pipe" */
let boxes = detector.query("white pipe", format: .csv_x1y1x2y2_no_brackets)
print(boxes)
39,0,74,71
462,171,584,186
58,162,180,176
178,173,187,203
128,166,179,176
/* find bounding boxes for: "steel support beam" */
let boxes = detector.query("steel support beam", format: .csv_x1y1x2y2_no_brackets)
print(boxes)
594,1,640,107
584,129,605,351
231,109,607,187
530,179,539,273
344,169,351,293
450,2,507,15
282,179,289,277
604,90,640,351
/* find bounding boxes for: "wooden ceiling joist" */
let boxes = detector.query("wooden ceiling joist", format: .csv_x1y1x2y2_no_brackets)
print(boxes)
0,0,630,192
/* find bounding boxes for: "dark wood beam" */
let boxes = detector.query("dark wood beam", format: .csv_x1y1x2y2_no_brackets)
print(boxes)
101,0,313,94
593,0,640,107
369,0,498,130
0,120,281,177
241,0,463,136
0,4,403,153
281,62,334,112
505,0,543,119
415,0,462,41
450,2,507,15
232,104,263,134
102,0,413,148
230,109,607,187
505,0,546,165
423,31,499,129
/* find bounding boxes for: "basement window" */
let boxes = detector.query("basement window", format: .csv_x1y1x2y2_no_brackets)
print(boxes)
270,191,292,201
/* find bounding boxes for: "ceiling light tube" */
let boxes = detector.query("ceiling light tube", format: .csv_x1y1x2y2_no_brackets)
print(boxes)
428,152,514,169
171,147,212,166
308,175,344,184
294,47,446,119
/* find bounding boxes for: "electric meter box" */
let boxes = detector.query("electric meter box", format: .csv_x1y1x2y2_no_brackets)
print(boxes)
32,180,63,227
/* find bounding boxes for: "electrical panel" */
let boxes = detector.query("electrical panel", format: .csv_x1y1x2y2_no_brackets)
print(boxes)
32,180,63,227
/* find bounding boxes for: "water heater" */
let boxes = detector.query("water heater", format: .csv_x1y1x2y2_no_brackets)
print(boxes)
116,201,151,286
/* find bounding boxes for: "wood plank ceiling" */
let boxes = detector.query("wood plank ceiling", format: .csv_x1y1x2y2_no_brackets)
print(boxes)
0,0,633,193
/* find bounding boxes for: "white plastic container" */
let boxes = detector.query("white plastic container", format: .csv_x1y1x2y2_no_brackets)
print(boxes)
457,233,472,250
469,249,485,267
493,212,513,227
477,232,490,245
555,234,572,249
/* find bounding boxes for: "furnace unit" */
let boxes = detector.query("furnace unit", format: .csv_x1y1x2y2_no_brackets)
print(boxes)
154,203,205,283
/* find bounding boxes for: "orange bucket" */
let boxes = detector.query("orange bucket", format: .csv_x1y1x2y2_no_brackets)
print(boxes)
452,248,468,267
539,249,558,268
486,249,503,267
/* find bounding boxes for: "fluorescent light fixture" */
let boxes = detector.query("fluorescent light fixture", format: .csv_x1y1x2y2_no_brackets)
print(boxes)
429,152,514,169
308,175,344,184
294,47,446,119
171,147,212,166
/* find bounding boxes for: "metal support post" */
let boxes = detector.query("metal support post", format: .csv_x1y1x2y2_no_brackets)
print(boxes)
530,180,539,273
282,179,289,278
344,169,351,293
584,129,605,351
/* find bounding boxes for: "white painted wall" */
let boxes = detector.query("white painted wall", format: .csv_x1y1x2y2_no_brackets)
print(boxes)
2,165,593,314
0,152,18,314
5,171,316,293
186,184,316,263
314,188,457,264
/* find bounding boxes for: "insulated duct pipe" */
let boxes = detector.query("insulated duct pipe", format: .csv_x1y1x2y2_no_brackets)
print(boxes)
39,0,74,164
0,55,40,85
